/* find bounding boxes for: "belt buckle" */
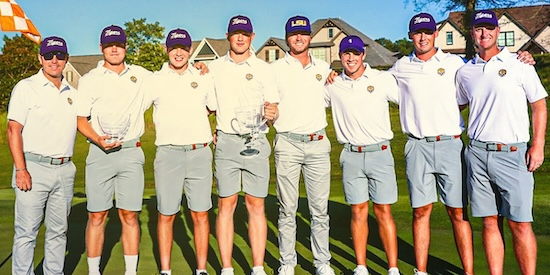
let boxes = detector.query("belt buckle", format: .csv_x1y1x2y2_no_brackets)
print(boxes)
50,157,65,165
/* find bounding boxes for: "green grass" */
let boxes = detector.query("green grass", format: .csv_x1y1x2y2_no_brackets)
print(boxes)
1,100,550,274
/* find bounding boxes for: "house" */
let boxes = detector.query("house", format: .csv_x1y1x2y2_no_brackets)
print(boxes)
191,37,256,65
257,18,398,68
436,4,550,55
63,55,103,88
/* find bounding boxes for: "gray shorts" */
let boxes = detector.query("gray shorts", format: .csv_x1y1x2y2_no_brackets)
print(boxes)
214,131,271,198
340,142,398,205
85,144,145,212
405,137,466,208
465,143,533,222
154,145,213,214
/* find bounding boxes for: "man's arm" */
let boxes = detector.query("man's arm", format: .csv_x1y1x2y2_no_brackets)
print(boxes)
526,98,547,172
7,120,32,191
77,116,119,150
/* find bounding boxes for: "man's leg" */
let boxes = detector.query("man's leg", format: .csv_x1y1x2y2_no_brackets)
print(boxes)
119,209,141,273
191,210,210,270
482,215,505,275
350,202,369,266
158,213,176,271
412,204,432,273
446,206,474,274
86,210,109,273
245,194,267,267
216,194,238,268
508,220,537,275
373,203,398,269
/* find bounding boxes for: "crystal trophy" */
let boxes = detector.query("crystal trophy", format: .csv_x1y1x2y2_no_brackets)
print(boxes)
97,113,131,144
235,95,267,156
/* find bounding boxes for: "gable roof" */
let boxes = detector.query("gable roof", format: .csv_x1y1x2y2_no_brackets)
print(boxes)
68,55,103,76
258,37,289,52
444,4,549,35
311,18,397,67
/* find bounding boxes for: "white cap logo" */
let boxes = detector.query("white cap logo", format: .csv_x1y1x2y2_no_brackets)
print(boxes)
170,32,186,39
414,16,431,24
46,39,63,47
232,18,248,25
475,12,493,20
104,29,121,37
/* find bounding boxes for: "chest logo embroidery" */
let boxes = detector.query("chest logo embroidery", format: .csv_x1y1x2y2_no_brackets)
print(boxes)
246,73,253,80
67,98,73,105
437,68,445,76
130,76,137,83
367,86,375,92
498,69,507,77
191,82,198,89
316,74,322,81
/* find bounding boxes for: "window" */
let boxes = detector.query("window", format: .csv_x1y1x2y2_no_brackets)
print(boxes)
328,28,334,39
66,71,73,82
311,48,326,62
446,32,453,45
498,31,515,46
265,49,279,63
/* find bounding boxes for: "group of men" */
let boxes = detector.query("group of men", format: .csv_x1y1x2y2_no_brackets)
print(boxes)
7,9,546,275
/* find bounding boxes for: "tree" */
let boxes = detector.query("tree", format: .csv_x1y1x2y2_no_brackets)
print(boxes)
0,35,41,111
406,0,534,58
124,18,166,71
375,37,414,56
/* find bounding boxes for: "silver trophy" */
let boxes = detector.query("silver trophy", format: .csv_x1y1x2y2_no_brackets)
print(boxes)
97,113,131,144
235,95,267,156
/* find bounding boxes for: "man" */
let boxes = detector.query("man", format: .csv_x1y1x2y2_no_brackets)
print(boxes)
390,13,474,275
77,25,151,275
325,36,400,275
141,28,215,275
456,10,547,275
271,16,335,275
208,15,279,275
8,36,76,275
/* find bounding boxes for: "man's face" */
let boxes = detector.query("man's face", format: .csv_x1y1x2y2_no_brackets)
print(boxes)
472,25,500,50
340,50,364,76
39,51,68,80
168,46,191,71
286,33,311,55
409,29,438,56
101,43,126,66
228,31,254,55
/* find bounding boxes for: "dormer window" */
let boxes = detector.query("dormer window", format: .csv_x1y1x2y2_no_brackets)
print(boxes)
328,28,334,39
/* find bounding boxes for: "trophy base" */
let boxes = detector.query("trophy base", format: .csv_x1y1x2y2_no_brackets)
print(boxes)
240,148,260,156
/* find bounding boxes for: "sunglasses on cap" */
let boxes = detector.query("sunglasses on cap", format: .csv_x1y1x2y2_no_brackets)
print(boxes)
42,51,68,61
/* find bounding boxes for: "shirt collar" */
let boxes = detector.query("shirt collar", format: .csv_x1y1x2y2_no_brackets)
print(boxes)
284,51,316,67
410,47,445,63
96,60,130,75
223,51,256,66
36,69,71,92
340,63,373,81
160,62,195,76
473,47,509,64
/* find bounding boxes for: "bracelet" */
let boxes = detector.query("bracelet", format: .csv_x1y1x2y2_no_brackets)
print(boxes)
15,168,27,172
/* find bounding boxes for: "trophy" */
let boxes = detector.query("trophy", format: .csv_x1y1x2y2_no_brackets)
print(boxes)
97,113,131,144
235,95,267,156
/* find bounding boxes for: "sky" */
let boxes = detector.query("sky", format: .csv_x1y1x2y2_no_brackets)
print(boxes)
1,0,537,56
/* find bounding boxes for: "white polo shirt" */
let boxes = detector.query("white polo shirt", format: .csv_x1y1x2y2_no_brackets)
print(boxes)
8,70,77,157
325,64,399,145
391,48,464,138
209,52,279,134
456,47,547,143
141,63,215,146
271,52,331,134
77,61,151,141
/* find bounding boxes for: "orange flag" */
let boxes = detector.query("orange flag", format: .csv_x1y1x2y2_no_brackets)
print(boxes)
0,0,40,44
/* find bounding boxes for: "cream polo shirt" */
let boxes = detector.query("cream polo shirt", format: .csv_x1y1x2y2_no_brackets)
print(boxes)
456,47,548,143
391,48,464,138
325,64,399,145
209,52,279,134
271,52,331,134
141,63,215,146
8,70,77,157
77,61,151,141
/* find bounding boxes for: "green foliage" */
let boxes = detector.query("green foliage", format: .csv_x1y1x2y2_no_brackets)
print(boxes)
124,18,166,71
0,35,40,111
375,37,413,56
534,54,550,90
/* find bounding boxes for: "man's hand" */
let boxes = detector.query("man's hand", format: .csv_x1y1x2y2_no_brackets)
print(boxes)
325,70,338,84
517,50,536,65
526,145,544,172
16,169,32,191
96,135,122,151
193,62,209,75
263,102,278,122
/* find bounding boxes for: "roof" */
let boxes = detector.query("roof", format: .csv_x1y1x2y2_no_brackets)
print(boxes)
311,18,397,67
68,55,103,76
258,37,289,52
444,4,549,36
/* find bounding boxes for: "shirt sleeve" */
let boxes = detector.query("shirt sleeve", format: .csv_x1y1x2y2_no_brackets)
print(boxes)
386,73,400,104
521,64,548,103
6,81,30,126
262,65,280,104
76,75,94,117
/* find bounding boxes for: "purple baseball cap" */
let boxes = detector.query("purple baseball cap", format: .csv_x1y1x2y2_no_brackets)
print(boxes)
100,25,127,45
409,13,436,33
339,35,365,54
40,36,68,55
227,15,253,35
471,10,498,27
285,15,311,37
166,28,192,50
